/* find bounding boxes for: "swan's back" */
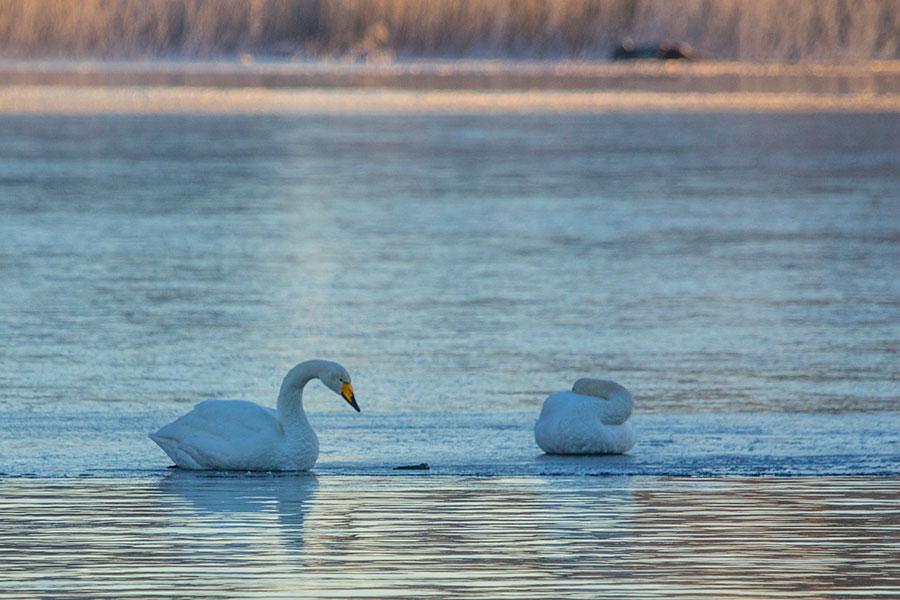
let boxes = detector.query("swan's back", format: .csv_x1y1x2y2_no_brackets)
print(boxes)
572,378,633,425
534,381,636,455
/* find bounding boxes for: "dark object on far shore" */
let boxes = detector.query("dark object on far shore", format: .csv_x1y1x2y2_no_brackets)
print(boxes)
612,38,695,61
394,463,430,470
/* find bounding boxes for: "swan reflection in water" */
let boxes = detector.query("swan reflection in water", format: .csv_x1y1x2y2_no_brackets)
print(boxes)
156,470,319,554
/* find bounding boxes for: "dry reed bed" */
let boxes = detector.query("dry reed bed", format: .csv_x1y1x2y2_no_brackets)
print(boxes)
0,0,898,60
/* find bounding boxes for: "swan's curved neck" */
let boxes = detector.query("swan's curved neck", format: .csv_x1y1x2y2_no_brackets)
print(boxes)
277,360,330,424
573,378,634,425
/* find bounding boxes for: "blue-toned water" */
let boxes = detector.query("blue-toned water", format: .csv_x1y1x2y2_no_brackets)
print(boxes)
2,113,898,418
1,100,899,598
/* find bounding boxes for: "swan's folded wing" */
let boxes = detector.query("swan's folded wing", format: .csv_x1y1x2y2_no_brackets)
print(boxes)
187,400,284,437
151,400,285,469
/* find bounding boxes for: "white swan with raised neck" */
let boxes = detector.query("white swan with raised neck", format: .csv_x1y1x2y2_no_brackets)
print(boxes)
534,378,635,455
150,360,358,471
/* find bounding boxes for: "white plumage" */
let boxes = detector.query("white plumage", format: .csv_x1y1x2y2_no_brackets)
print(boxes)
149,360,359,471
534,378,635,455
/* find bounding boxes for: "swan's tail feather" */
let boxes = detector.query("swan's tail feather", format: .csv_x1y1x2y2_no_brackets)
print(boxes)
149,432,205,470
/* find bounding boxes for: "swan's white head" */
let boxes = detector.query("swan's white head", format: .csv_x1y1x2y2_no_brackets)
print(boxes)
320,362,359,412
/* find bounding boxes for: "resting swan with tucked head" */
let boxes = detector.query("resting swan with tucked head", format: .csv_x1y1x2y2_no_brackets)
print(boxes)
149,360,358,471
534,378,635,455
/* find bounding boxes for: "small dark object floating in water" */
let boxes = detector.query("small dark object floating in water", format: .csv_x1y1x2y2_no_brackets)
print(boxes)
394,463,430,470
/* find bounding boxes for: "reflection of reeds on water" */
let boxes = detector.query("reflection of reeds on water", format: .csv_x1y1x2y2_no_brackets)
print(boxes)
628,479,900,596
1,477,899,597
0,0,898,60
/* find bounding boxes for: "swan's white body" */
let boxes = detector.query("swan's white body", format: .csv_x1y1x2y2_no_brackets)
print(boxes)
149,360,357,471
534,378,635,455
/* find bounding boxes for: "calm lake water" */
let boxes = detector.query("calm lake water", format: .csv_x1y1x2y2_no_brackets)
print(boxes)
1,71,899,597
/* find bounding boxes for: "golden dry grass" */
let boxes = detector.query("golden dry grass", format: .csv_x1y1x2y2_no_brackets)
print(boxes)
0,0,897,60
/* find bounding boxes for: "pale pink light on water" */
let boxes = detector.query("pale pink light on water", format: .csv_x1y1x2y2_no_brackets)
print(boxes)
2,85,899,114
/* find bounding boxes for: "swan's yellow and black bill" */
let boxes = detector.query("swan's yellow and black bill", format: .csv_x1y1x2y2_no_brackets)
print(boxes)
342,381,360,412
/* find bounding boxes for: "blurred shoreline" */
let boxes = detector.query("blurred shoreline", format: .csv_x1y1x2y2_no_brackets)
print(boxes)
3,58,900,92
1,59,899,114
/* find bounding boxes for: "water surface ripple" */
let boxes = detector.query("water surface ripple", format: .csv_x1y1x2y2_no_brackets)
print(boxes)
2,476,899,599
